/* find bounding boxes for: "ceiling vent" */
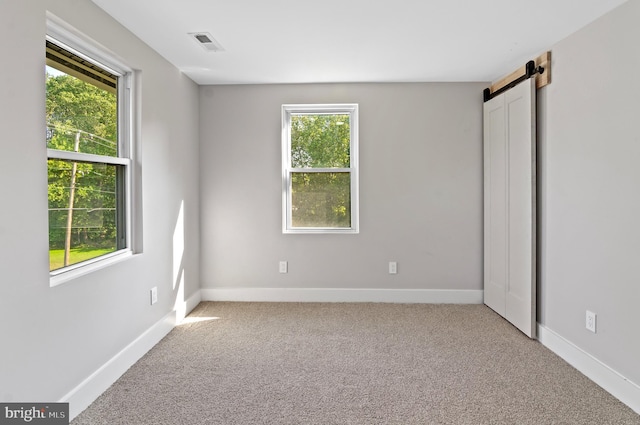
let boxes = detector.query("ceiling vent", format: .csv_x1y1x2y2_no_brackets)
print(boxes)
189,32,224,52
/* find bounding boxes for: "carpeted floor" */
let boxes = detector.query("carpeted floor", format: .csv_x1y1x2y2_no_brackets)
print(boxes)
72,302,640,424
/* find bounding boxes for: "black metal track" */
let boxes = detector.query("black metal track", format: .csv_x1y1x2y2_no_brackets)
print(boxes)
483,61,544,102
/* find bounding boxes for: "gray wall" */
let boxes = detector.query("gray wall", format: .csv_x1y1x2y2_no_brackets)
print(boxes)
199,83,485,291
199,0,640,391
0,1,200,402
3,0,638,411
538,0,640,386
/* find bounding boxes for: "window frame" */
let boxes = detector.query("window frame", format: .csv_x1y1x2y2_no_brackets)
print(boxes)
281,103,359,234
46,15,138,285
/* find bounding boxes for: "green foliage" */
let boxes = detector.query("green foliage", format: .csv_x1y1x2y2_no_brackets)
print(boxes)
291,172,351,228
46,73,117,155
290,114,350,168
46,70,119,259
290,114,352,228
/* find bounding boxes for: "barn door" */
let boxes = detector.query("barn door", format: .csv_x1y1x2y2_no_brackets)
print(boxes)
483,78,536,338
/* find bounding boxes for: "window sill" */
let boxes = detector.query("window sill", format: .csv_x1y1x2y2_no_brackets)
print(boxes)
50,250,134,287
283,228,359,234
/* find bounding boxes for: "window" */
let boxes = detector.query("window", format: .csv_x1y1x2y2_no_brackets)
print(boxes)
282,104,359,233
46,21,135,281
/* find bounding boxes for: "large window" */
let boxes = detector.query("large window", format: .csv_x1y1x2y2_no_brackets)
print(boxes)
46,23,135,281
282,104,359,233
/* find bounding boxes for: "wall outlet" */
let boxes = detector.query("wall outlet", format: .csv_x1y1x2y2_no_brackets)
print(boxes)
150,287,158,305
586,310,596,333
279,261,288,274
389,261,397,274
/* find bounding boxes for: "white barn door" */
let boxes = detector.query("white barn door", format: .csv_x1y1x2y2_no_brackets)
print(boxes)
483,78,536,338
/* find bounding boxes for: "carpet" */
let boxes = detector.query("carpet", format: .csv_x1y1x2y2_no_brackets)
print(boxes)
72,302,640,424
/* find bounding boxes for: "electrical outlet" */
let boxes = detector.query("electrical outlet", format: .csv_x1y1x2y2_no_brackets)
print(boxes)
279,261,288,274
389,261,397,274
150,287,158,305
586,310,596,333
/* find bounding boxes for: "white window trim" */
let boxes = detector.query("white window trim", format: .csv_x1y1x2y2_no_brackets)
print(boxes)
47,14,140,285
281,103,359,234
47,149,130,166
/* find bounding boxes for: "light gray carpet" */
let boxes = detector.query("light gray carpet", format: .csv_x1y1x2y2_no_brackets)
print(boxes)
72,302,640,424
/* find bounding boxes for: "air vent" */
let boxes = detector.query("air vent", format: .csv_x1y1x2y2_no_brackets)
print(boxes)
195,34,212,43
188,32,224,52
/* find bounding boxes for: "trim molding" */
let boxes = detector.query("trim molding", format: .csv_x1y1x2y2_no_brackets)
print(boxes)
62,290,203,420
61,311,175,420
185,290,203,316
175,289,203,323
201,287,484,304
537,324,640,414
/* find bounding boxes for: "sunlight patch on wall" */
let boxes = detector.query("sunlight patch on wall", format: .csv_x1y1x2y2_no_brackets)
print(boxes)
173,201,184,290
173,201,186,321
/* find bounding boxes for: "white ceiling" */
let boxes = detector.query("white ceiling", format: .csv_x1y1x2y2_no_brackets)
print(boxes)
91,0,627,85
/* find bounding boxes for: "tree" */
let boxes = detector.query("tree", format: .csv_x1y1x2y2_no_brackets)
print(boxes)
46,70,118,264
290,114,352,227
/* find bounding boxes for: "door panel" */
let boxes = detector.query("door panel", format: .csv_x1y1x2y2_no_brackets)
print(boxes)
483,78,536,338
484,99,507,317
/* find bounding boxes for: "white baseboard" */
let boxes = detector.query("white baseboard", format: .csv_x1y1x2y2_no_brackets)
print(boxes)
201,287,484,304
175,290,203,323
185,290,202,315
62,291,203,421
538,324,640,414
61,311,175,420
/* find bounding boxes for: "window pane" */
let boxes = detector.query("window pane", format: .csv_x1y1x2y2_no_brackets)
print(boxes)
48,160,120,271
290,114,350,168
291,172,351,228
46,65,118,157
